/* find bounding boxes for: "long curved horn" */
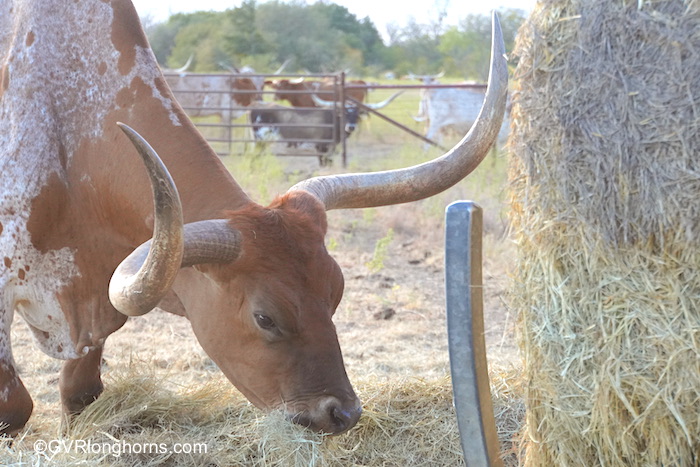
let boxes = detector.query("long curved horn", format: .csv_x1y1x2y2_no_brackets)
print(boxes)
112,219,243,273
288,12,508,210
311,93,335,108
219,61,240,73
364,91,404,110
274,58,291,75
174,54,193,73
312,91,404,110
109,123,185,316
109,127,244,317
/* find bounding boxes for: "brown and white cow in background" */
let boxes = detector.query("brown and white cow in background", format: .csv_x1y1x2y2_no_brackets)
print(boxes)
0,0,507,437
162,59,287,125
265,77,373,108
163,71,258,122
219,59,290,100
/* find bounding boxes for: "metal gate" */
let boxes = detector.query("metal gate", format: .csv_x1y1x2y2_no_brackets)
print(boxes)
163,71,345,163
163,70,490,166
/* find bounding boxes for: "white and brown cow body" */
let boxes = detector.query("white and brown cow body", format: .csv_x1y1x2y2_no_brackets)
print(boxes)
163,71,260,122
0,0,351,435
411,75,510,149
0,0,508,437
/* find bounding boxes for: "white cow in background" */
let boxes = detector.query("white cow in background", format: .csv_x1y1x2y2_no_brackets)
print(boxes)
411,73,510,150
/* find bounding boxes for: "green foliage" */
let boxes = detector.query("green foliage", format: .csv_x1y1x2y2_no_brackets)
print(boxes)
392,8,527,79
366,228,395,273
221,151,286,204
255,1,349,72
326,237,339,251
149,11,229,71
142,3,527,77
223,1,271,58
439,24,490,80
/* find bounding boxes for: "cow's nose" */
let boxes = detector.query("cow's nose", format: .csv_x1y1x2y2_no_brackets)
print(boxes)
325,398,362,434
291,396,362,435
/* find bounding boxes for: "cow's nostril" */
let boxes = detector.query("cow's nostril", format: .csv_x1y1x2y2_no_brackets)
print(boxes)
331,406,350,431
329,402,362,434
288,397,362,434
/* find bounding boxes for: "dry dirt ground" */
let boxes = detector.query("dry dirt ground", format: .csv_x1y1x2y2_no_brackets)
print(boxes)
7,136,521,461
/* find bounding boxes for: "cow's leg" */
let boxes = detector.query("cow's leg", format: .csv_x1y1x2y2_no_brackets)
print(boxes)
424,125,439,151
0,307,33,436
222,111,232,154
59,345,104,416
316,144,331,166
0,361,33,436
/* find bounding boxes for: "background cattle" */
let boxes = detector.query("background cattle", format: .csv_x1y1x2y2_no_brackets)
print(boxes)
411,75,510,150
163,72,259,132
163,62,286,124
218,59,290,100
265,77,370,108
406,71,445,85
250,91,403,165
249,103,359,165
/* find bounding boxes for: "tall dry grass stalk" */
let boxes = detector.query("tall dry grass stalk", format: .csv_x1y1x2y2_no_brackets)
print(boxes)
508,0,699,465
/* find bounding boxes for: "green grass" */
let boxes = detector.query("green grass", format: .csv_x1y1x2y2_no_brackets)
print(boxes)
220,148,288,204
365,228,395,273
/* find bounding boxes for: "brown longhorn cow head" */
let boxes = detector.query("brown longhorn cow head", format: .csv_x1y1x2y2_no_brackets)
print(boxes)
109,13,508,435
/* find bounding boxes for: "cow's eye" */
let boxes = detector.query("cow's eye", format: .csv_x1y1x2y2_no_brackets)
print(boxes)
254,313,276,331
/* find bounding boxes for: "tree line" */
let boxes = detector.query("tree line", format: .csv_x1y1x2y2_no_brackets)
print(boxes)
144,0,527,81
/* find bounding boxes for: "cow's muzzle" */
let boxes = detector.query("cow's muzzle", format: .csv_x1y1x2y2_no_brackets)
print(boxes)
289,395,362,435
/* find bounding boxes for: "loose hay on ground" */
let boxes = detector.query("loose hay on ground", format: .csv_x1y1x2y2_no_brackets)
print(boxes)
0,364,525,466
509,0,699,465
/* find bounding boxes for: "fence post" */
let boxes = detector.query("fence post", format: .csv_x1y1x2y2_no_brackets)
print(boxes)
339,71,347,167
444,201,502,467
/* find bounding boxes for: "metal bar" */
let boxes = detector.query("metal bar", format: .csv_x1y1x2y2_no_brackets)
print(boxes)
346,83,487,90
347,97,448,151
167,70,482,159
208,136,334,145
340,72,347,167
444,201,502,467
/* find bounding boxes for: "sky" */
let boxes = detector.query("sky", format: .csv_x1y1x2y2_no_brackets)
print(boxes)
132,0,537,40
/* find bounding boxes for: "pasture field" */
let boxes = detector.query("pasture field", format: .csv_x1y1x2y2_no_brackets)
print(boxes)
2,108,524,465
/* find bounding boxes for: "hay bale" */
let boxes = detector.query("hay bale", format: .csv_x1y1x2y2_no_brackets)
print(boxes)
508,0,699,465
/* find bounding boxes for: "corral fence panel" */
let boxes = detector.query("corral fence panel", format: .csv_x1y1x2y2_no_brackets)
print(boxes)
163,70,489,166
162,72,344,163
